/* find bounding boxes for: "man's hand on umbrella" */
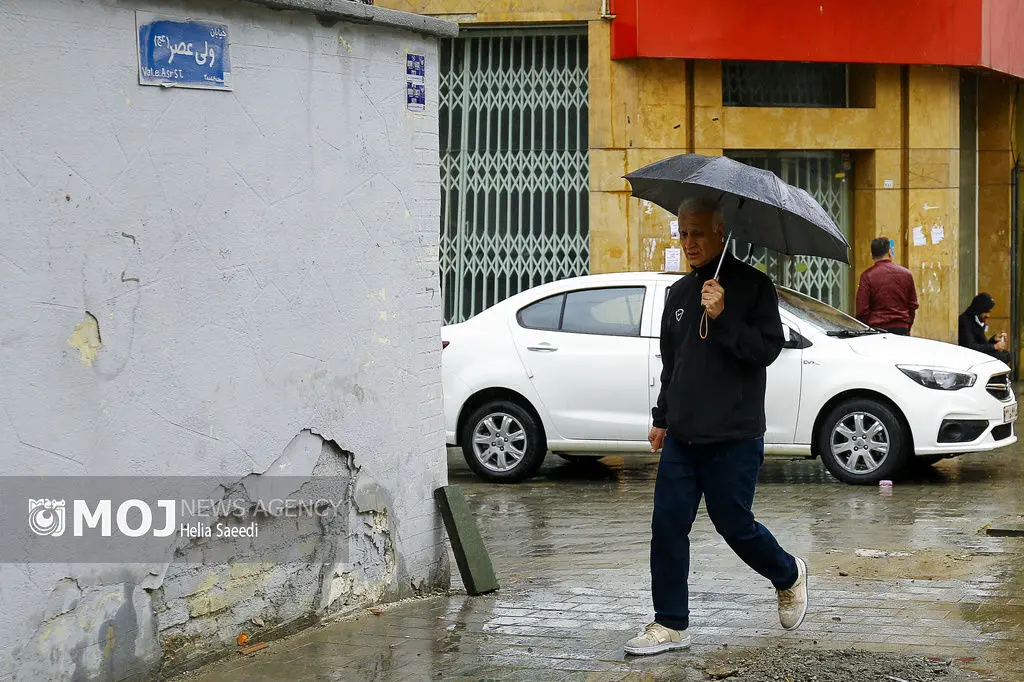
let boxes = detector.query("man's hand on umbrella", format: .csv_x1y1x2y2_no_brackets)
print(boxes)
701,280,725,319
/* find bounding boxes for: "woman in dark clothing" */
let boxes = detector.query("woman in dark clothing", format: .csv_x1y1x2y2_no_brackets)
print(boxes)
958,293,1011,365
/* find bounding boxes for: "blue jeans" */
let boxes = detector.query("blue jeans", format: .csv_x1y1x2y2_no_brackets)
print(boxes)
651,434,798,631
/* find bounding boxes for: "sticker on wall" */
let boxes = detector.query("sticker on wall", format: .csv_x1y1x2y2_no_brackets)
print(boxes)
136,12,231,90
665,247,681,272
407,53,425,112
670,220,679,239
407,53,425,83
912,225,927,247
407,83,425,112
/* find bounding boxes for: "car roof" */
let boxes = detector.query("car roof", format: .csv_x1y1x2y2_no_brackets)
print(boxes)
491,271,675,305
455,271,807,324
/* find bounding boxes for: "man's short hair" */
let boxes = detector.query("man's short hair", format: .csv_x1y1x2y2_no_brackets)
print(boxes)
678,196,724,228
870,237,891,259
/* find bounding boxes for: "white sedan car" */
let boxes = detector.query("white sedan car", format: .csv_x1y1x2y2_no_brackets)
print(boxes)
441,272,1017,484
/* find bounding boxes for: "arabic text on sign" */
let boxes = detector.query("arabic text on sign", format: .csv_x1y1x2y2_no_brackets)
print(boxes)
153,35,217,67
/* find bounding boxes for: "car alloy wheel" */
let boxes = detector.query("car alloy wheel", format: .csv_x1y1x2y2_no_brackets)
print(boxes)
471,412,528,473
817,398,909,485
829,411,890,475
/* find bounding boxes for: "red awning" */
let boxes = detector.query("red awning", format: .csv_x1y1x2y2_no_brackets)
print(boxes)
610,0,1024,80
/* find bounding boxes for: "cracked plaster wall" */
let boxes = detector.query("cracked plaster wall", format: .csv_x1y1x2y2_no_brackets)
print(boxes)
0,0,451,678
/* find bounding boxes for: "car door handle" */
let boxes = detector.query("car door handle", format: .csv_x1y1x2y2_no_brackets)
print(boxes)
654,353,661,358
526,343,558,352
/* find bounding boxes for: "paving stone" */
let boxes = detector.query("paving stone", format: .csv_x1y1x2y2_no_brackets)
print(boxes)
180,443,1024,682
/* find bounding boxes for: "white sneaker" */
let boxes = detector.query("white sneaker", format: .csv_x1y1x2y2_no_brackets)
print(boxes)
624,622,691,655
777,556,808,630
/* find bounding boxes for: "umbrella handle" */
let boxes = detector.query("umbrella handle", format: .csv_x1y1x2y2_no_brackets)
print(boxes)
700,232,732,341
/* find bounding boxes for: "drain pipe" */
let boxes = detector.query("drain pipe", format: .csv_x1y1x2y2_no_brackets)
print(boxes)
1012,159,1021,380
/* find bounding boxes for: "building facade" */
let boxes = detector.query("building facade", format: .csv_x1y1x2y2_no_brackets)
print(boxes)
382,0,1024,367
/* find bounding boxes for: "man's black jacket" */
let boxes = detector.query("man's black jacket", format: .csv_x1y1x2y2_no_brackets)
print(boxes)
652,250,785,444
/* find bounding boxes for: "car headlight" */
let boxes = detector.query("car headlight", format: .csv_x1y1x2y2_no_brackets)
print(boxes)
897,365,976,390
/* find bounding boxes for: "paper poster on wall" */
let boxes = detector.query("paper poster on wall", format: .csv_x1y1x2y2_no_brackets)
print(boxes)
930,225,945,244
670,220,679,239
665,248,681,272
912,226,927,247
136,12,231,90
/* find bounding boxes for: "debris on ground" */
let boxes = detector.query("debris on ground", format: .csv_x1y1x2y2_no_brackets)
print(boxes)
238,642,269,655
984,516,1024,537
826,547,999,581
855,549,912,558
701,647,983,681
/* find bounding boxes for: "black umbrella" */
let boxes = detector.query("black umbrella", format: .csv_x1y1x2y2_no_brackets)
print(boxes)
625,153,850,339
623,154,850,271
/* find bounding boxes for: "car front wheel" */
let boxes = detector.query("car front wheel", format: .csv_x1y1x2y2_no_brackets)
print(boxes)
816,398,910,484
460,400,546,483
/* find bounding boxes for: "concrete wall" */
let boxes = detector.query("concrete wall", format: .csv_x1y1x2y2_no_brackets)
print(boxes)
0,0,455,678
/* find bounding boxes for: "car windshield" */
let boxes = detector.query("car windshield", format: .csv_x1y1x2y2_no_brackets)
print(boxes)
776,287,876,335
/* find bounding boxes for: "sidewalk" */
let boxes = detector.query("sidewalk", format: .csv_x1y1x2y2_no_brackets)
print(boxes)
182,448,1024,681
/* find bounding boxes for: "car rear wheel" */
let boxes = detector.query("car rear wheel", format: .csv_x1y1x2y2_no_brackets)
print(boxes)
460,401,546,483
816,398,909,484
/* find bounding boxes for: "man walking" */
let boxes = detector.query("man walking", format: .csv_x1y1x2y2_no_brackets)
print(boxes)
855,237,918,335
625,197,807,656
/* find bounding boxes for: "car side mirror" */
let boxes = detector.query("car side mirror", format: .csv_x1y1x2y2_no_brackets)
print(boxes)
782,327,811,350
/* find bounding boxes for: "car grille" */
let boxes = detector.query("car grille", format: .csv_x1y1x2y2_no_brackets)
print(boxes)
986,372,1012,401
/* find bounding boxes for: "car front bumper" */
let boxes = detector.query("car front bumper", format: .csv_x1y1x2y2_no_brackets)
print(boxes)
906,362,1017,455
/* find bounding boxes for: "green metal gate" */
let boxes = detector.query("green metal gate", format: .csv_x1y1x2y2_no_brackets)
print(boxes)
727,152,852,311
439,29,590,324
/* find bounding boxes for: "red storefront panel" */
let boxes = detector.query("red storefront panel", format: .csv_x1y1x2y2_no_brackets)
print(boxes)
610,0,1024,80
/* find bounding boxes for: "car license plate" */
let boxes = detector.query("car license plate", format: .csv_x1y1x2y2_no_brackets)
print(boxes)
1004,403,1018,423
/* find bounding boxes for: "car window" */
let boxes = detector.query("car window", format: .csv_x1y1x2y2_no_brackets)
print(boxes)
777,287,867,333
517,294,564,330
560,287,645,337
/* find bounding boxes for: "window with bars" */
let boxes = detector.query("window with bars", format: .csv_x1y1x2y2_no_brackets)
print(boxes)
723,61,848,108
726,152,852,311
439,29,590,324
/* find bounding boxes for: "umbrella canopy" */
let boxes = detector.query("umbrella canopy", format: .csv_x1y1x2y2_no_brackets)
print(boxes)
624,154,850,264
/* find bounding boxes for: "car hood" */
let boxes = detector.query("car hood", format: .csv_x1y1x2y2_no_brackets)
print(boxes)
844,332,1003,371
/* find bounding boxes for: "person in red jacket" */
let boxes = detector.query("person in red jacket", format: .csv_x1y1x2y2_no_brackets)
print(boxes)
855,237,919,335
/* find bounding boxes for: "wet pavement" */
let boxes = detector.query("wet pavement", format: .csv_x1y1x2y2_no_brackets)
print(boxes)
184,432,1024,681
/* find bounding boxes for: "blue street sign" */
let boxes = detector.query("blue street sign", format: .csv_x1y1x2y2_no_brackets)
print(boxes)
137,13,231,90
